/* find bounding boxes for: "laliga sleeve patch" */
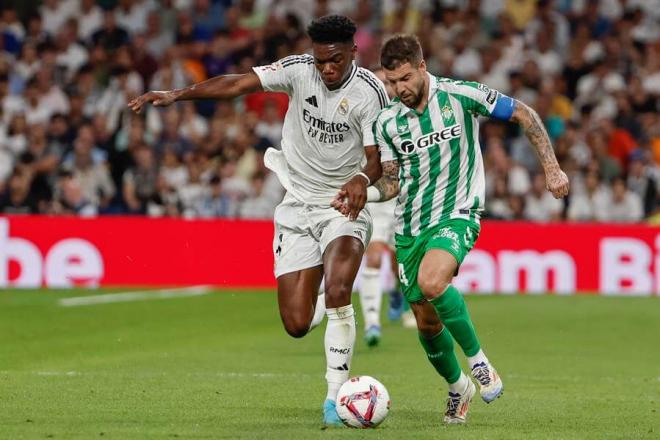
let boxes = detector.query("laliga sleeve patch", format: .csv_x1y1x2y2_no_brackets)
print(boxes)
486,89,498,105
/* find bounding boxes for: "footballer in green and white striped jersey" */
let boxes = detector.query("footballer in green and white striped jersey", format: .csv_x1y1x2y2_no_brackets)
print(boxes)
375,73,515,237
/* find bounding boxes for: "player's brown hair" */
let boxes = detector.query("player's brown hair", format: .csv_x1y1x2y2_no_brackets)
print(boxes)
380,34,423,70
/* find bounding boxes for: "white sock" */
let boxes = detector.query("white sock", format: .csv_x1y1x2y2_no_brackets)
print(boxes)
467,349,489,370
324,305,356,401
358,267,382,330
448,371,470,394
308,292,326,332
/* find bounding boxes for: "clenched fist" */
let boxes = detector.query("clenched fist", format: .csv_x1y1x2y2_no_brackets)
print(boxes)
545,167,570,198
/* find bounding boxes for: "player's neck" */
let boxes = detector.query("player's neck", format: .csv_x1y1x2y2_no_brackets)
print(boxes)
413,76,430,113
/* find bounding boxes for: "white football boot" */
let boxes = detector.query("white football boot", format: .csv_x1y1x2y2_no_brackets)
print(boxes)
470,361,503,403
443,380,476,424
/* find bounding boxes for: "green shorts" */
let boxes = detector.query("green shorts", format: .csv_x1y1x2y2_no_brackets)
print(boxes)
395,219,480,303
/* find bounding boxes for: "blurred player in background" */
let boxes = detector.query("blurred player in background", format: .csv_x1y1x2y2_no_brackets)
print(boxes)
335,34,569,424
129,15,388,427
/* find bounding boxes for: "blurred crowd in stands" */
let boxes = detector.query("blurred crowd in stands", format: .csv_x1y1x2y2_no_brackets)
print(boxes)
0,0,658,223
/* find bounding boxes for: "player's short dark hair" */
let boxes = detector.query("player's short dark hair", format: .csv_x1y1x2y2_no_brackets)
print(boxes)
306,15,356,44
380,34,423,70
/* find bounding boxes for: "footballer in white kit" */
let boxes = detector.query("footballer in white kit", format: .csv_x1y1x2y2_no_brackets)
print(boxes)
128,15,388,428
253,52,388,278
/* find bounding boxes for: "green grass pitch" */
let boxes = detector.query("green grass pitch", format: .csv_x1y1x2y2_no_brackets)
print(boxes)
1,289,658,439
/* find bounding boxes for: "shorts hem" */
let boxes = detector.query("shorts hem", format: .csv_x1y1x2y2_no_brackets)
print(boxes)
320,231,370,255
274,261,323,279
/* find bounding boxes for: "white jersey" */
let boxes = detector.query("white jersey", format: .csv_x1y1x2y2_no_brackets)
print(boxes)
253,54,388,205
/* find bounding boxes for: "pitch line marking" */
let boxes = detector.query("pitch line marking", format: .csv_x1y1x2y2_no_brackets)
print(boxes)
58,286,212,307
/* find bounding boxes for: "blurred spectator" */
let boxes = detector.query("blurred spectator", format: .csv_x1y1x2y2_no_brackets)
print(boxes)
524,173,563,222
239,171,276,219
568,170,610,222
486,175,513,220
178,160,208,217
144,11,175,59
92,9,129,51
196,175,237,218
56,19,89,81
153,106,193,159
508,193,526,220
122,144,158,213
115,0,157,37
78,0,104,44
40,0,79,38
51,170,97,217
218,156,250,203
626,150,658,217
485,137,531,196
600,176,644,222
0,169,36,214
587,130,622,183
255,99,284,147
63,134,115,212
1,7,25,48
160,149,188,189
14,44,41,85
4,114,28,158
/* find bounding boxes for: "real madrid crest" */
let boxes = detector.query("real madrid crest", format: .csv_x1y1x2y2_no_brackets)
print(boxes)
339,98,349,115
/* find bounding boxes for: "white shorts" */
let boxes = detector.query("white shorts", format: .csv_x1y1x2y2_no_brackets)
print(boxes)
273,194,372,278
367,199,396,247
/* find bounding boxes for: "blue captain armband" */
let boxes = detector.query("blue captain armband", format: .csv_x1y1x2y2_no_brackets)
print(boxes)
491,94,515,121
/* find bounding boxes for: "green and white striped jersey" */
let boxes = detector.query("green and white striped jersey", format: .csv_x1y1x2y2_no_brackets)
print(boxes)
375,73,507,237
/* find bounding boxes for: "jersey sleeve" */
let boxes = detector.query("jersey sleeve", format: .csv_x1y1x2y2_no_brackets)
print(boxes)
374,115,397,163
449,81,515,121
252,55,312,94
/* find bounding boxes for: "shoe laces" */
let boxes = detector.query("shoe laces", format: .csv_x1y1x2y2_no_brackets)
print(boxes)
471,362,491,386
445,392,462,417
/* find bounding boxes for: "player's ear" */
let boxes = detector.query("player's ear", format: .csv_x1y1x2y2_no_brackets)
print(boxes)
351,43,357,57
419,59,427,73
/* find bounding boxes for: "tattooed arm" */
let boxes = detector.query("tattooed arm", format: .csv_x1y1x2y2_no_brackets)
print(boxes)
509,100,569,199
371,160,400,201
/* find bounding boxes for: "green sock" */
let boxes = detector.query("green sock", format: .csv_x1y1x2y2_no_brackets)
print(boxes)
429,285,481,357
418,328,462,384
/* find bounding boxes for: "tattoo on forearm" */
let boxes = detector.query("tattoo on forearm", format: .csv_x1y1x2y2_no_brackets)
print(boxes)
516,102,559,170
373,160,400,201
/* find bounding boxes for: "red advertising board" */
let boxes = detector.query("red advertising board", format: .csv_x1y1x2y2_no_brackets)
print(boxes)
1,215,659,296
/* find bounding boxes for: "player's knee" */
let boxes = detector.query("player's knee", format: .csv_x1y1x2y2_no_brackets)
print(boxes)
282,316,309,338
365,243,384,268
324,282,352,306
418,276,450,300
417,321,443,339
365,251,382,269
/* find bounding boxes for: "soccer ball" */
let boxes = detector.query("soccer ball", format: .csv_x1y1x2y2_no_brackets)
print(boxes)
336,376,390,428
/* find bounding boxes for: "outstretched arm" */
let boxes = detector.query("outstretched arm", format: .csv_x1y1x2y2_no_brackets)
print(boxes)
509,100,569,198
128,72,263,113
